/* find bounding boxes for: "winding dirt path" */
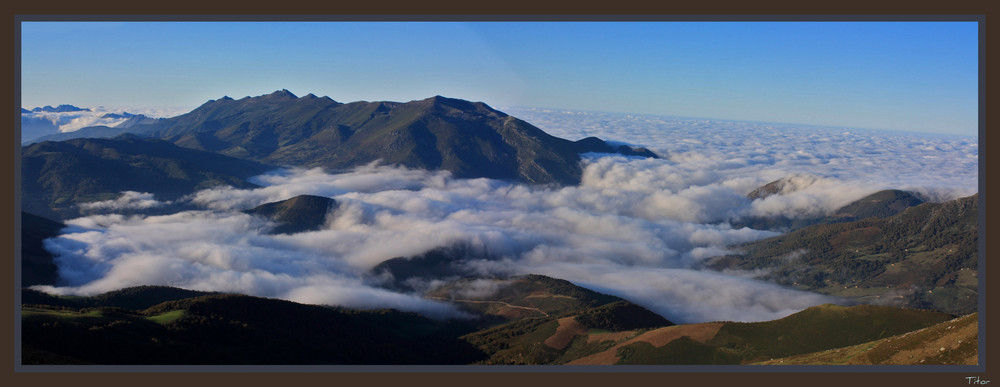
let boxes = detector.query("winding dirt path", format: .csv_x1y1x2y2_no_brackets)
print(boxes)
426,296,549,317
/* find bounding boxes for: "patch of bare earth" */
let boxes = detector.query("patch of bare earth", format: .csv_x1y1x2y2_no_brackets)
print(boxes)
544,317,589,350
586,331,635,344
567,322,724,365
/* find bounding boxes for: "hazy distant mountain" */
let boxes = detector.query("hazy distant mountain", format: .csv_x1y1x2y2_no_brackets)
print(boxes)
26,113,164,144
21,106,162,145
29,125,133,144
21,135,274,219
41,90,658,185
31,105,90,113
708,194,978,315
245,195,338,234
20,115,61,144
99,112,137,120
113,114,162,128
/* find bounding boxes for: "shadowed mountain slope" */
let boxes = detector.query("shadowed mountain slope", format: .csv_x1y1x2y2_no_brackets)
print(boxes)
21,286,963,365
709,194,978,315
21,292,485,365
244,195,338,234
21,135,274,219
19,212,65,286
737,188,926,232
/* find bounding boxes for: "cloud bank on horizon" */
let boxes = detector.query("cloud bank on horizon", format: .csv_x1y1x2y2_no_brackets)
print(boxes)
32,110,979,324
20,105,189,143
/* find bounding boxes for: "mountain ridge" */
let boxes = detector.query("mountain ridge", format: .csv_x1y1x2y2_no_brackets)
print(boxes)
29,91,658,186
735,188,927,232
708,193,978,315
21,136,274,219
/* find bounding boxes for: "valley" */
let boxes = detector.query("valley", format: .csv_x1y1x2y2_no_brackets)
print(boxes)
19,91,980,366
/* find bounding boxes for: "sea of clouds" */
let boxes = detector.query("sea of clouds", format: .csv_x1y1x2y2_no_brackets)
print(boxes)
32,109,979,324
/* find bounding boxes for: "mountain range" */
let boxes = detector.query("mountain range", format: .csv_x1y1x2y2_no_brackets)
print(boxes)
21,107,162,145
25,90,655,188
21,91,660,220
18,91,979,366
28,105,91,113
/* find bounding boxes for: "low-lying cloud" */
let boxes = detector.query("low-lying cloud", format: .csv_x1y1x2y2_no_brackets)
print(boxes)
33,109,978,324
20,106,190,143
78,191,168,212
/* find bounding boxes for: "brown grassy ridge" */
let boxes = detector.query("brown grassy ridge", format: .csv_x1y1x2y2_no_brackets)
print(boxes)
562,304,956,365
756,313,978,365
566,323,724,365
544,317,589,350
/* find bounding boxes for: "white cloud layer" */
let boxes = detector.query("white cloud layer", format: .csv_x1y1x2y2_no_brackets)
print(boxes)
506,107,978,199
21,105,188,139
77,191,168,212
35,110,978,324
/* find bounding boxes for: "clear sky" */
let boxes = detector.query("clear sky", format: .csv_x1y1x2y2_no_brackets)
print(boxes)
19,20,979,136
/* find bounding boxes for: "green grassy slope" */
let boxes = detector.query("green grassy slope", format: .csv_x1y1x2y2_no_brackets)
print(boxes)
21,287,963,365
22,292,485,365
708,194,978,315
757,313,978,365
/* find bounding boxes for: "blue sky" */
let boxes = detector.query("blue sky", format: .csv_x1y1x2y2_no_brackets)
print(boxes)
20,20,979,136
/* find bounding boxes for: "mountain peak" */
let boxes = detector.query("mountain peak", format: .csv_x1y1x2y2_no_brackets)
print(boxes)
417,95,507,118
245,195,338,234
833,189,923,219
100,112,138,120
268,89,298,99
420,95,458,106
747,174,819,200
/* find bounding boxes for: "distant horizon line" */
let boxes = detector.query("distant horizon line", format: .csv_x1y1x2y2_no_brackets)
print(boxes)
21,91,978,139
